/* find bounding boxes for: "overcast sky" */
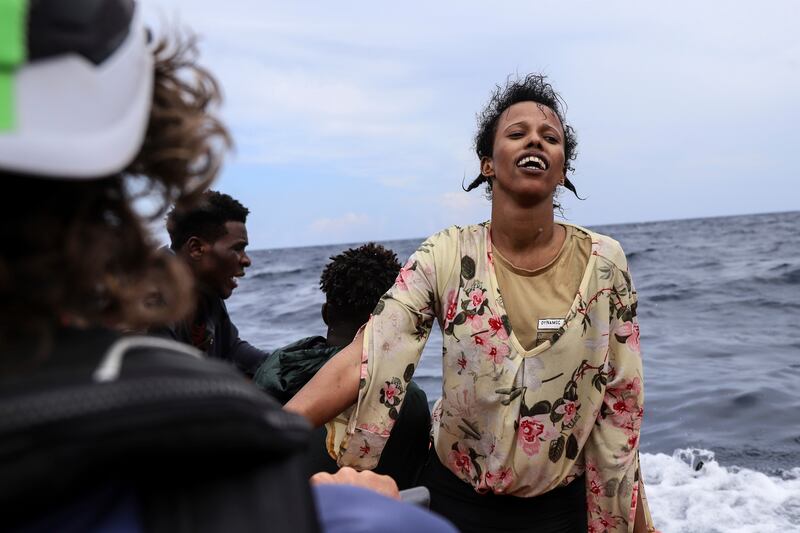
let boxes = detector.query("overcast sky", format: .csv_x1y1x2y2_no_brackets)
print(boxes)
141,0,799,250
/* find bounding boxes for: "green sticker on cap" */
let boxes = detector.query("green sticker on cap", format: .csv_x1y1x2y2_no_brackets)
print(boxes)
0,0,27,132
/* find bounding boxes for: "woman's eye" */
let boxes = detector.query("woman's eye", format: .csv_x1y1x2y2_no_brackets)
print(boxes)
545,136,559,143
509,132,524,139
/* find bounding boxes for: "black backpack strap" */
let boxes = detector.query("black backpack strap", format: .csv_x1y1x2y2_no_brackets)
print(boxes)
93,335,203,382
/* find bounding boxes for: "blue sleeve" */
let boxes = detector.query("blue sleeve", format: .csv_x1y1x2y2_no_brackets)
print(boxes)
313,484,457,533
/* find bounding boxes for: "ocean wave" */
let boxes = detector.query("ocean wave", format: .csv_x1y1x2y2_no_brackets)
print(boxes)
642,448,800,533
749,263,800,286
250,267,307,280
646,289,696,303
776,267,800,285
625,248,657,261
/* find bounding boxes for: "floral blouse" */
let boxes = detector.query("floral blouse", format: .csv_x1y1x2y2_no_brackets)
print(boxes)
334,222,650,533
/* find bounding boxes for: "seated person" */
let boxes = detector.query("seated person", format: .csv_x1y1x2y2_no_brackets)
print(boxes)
254,244,431,489
154,191,269,375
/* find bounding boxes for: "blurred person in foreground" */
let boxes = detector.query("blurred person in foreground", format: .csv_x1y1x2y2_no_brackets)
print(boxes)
254,243,431,488
154,190,269,376
0,1,456,532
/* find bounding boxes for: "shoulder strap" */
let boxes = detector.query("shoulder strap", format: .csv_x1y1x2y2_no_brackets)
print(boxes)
94,335,202,382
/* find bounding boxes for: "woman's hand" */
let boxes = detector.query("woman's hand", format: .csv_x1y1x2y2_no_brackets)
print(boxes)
310,466,400,500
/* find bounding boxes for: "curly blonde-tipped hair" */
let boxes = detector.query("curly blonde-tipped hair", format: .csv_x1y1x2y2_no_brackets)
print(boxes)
0,33,231,358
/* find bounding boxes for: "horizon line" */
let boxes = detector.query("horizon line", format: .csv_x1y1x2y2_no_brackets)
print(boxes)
249,208,799,253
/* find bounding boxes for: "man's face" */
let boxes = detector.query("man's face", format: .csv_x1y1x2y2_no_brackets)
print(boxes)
196,221,251,299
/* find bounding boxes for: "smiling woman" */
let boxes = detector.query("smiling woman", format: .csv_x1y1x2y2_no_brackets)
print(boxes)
467,74,579,209
287,74,658,533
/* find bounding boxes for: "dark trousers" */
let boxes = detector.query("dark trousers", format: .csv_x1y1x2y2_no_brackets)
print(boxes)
418,451,587,533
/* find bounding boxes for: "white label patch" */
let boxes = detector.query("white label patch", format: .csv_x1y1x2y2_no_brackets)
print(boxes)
538,318,564,331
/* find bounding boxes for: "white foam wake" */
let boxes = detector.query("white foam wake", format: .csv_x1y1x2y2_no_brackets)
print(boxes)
642,448,800,533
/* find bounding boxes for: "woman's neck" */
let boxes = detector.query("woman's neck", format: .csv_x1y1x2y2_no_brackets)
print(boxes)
490,194,565,271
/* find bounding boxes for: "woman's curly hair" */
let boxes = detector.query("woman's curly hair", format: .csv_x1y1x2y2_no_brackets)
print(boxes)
465,74,579,206
0,34,230,357
319,243,402,323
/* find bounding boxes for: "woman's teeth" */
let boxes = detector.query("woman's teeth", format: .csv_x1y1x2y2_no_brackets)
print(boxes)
517,155,546,170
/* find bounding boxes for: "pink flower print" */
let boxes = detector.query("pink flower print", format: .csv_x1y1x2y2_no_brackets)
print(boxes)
588,477,603,496
472,332,489,349
469,289,486,309
379,378,403,408
357,422,391,437
627,433,639,449
590,510,619,532
484,467,513,493
555,399,580,425
395,262,415,291
444,290,458,323
448,446,474,478
615,320,641,354
612,396,637,416
612,376,643,396
465,312,483,332
615,320,634,337
488,315,508,340
517,415,556,456
485,342,510,365
359,441,371,457
456,354,467,373
384,383,399,402
627,322,641,353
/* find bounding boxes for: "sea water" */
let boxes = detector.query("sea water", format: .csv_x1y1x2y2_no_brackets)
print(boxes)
229,210,800,532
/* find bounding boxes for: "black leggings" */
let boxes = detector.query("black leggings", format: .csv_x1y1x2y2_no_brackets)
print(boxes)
418,451,587,533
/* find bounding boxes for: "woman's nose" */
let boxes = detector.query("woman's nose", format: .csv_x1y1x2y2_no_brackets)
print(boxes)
241,252,252,267
525,133,542,148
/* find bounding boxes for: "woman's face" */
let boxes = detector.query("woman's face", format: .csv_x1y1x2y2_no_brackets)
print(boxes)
481,101,566,204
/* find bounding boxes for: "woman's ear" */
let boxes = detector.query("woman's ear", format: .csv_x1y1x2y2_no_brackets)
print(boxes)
480,156,495,178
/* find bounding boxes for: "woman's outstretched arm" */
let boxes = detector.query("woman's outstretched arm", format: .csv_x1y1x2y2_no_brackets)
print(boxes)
285,330,363,427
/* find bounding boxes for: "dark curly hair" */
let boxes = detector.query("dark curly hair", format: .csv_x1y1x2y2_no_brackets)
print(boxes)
466,74,579,204
167,190,249,250
0,34,230,356
319,243,401,323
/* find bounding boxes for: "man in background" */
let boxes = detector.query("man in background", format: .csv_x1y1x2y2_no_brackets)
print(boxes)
254,243,431,489
157,190,269,375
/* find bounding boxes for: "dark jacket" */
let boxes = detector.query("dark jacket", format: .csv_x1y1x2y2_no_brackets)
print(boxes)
152,292,269,376
253,336,340,404
254,336,432,489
